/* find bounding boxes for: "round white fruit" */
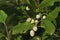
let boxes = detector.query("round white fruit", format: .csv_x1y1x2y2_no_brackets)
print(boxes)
33,26,38,31
26,18,31,22
26,6,30,10
42,16,46,19
31,19,35,23
36,14,41,19
35,20,38,23
30,30,35,37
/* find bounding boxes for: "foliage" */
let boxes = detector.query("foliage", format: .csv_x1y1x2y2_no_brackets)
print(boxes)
0,0,60,40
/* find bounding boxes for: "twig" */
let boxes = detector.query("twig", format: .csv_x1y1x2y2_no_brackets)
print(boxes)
16,0,18,5
4,23,10,40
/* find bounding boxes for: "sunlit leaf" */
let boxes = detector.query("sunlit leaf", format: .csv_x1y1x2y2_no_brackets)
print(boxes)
0,10,8,23
48,7,60,20
43,19,55,35
12,22,34,35
39,0,55,8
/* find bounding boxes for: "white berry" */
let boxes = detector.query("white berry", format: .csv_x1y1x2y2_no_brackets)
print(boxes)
36,14,41,19
35,20,38,23
26,6,30,10
33,26,38,31
31,19,35,23
30,30,35,37
26,18,31,22
42,16,46,19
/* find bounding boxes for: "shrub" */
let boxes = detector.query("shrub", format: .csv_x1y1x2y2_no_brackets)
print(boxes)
0,0,60,40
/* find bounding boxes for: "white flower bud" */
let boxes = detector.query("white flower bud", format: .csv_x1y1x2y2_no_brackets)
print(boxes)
31,19,35,23
26,6,30,10
36,14,41,19
35,20,38,23
30,30,35,37
26,18,31,22
42,16,46,19
33,26,38,31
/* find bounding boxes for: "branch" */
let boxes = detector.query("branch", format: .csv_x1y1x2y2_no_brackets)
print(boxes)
4,23,10,40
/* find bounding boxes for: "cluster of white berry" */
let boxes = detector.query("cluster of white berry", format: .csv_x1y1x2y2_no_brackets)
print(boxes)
26,18,38,24
26,6,47,37
26,18,38,37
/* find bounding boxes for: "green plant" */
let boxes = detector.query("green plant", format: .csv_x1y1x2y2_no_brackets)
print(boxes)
0,0,60,40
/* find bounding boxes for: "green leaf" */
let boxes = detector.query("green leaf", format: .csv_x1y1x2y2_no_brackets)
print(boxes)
19,0,30,4
0,33,5,38
0,10,8,23
37,0,60,12
56,0,60,2
12,22,34,35
39,0,55,8
17,36,22,40
43,19,55,35
29,0,36,6
32,36,41,40
26,0,30,4
48,7,60,20
20,6,26,10
40,21,45,28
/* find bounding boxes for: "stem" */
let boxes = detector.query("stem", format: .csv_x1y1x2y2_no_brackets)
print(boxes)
16,0,18,5
4,23,10,40
37,0,40,4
